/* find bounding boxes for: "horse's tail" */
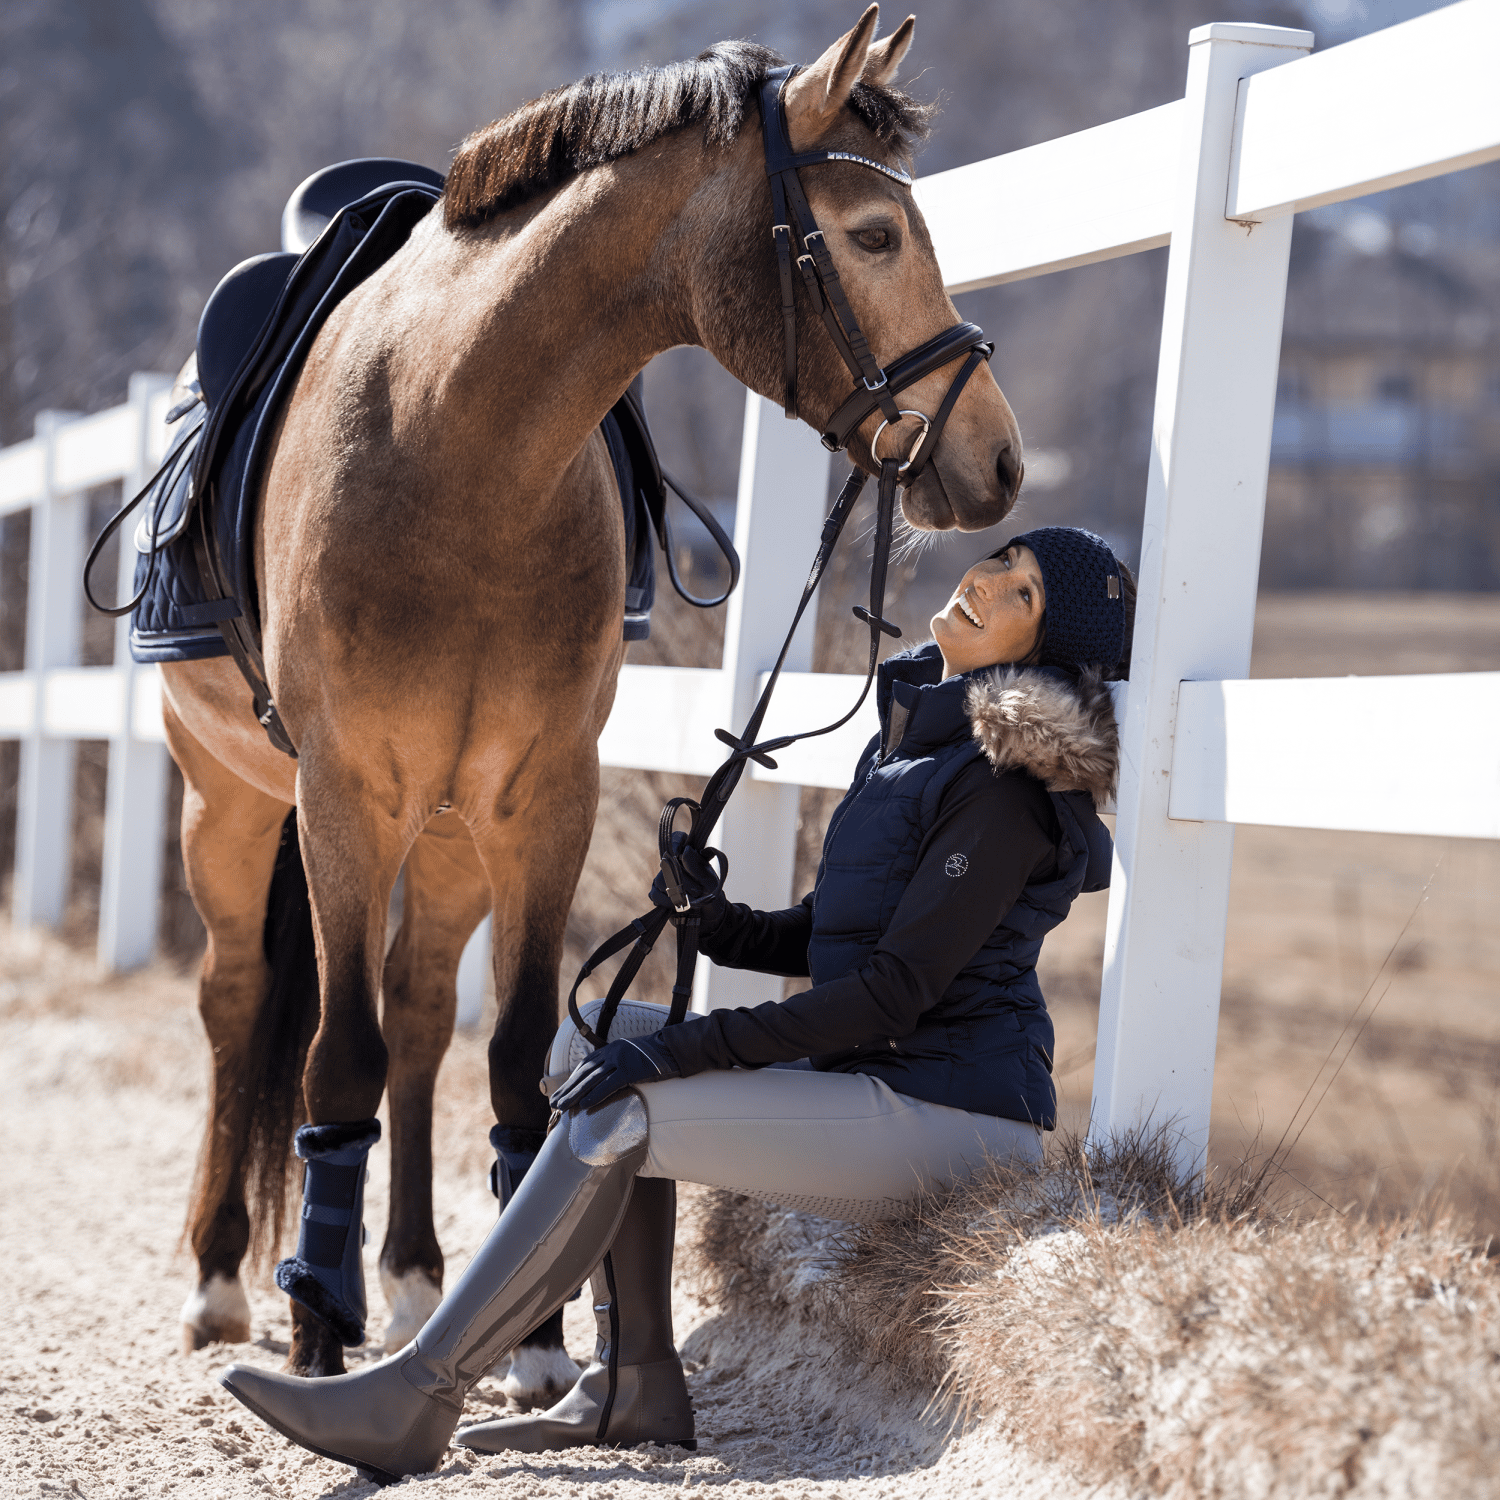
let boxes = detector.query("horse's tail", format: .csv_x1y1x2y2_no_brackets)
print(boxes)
245,809,321,1266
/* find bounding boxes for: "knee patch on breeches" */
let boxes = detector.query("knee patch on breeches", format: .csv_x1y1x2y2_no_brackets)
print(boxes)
566,1090,649,1166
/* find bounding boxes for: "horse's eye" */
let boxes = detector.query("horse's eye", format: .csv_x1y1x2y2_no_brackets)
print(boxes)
855,227,891,252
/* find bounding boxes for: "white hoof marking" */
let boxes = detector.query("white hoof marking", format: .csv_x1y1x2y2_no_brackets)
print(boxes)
379,1265,442,1352
499,1343,582,1405
180,1273,251,1347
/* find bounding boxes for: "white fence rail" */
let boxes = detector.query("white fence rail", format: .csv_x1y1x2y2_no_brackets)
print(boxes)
3,3,1498,1173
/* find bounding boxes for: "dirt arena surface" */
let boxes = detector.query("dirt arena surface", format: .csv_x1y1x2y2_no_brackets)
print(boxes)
4,592,1498,1497
0,927,1090,1500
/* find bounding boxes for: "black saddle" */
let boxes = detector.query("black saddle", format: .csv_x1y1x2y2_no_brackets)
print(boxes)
110,157,735,754
281,158,446,254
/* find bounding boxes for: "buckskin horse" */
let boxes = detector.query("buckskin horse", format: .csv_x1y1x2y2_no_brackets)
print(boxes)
164,5,1023,1390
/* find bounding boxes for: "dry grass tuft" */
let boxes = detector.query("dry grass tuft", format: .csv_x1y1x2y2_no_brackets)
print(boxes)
696,1131,1500,1498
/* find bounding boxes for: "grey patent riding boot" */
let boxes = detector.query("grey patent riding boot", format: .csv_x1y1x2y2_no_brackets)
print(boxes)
454,1176,694,1454
219,1094,648,1486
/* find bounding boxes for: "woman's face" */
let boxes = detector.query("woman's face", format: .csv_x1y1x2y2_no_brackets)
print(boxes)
930,544,1046,677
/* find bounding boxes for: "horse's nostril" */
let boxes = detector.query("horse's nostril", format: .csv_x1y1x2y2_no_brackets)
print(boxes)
997,444,1023,501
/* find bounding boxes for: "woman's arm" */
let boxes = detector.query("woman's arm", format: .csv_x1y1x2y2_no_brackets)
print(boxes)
658,763,1059,1074
697,893,814,977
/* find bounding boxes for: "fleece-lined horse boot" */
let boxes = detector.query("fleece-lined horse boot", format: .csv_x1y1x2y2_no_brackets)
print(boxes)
488,1123,547,1206
274,1118,380,1346
221,1093,649,1486
454,1176,695,1455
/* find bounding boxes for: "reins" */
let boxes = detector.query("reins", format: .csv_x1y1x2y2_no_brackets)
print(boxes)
568,64,994,1049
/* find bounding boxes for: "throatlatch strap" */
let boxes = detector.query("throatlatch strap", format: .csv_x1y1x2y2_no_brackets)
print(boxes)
770,173,800,422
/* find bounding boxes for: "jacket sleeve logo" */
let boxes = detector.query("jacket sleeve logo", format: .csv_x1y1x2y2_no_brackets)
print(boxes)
944,853,969,878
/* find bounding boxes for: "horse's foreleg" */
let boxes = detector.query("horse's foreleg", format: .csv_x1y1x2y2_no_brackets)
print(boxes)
377,817,492,1350
166,705,293,1355
474,749,602,1406
282,760,408,1376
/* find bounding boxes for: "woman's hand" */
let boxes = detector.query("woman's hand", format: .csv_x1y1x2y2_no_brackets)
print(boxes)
648,835,730,933
552,1032,681,1112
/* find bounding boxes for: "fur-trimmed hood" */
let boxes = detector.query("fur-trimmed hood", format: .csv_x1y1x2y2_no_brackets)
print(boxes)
965,666,1119,805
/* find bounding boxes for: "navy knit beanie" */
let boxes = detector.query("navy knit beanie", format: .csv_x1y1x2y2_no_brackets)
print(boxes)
998,527,1125,671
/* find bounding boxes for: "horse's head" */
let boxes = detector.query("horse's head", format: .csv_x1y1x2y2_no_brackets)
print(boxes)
692,6,1022,532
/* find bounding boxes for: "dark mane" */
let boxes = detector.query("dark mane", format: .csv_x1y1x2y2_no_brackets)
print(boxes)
443,40,933,230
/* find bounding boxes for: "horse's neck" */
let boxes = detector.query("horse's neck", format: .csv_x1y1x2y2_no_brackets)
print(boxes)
402,149,709,484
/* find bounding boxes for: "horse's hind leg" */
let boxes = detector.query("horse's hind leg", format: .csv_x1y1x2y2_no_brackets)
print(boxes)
377,816,491,1350
166,704,294,1354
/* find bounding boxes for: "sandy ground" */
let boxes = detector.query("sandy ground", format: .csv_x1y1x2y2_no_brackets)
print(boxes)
0,927,1095,1500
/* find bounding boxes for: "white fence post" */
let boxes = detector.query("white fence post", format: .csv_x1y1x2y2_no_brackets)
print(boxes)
455,913,492,1029
1089,23,1312,1177
13,409,84,931
694,393,832,1013
96,374,173,970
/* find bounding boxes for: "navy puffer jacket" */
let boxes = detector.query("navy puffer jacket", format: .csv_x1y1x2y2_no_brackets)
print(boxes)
806,644,1117,1127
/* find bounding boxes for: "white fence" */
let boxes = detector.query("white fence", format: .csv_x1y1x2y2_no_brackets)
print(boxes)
3,4,1498,1174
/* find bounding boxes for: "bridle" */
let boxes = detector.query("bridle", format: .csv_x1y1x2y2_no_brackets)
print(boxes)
567,65,1003,1050
759,64,993,474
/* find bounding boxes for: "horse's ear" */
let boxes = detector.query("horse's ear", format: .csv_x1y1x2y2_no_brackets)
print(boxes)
785,5,881,139
862,15,914,87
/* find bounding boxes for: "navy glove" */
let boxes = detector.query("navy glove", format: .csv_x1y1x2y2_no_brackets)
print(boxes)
551,1032,682,1113
648,834,730,934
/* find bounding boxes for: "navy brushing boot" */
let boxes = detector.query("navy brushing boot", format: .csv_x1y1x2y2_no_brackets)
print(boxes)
488,1124,546,1207
275,1118,381,1346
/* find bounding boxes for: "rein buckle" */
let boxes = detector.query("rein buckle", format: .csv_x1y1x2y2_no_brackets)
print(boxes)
659,853,692,914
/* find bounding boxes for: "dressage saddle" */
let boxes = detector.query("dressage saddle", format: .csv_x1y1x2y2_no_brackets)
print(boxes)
119,156,732,756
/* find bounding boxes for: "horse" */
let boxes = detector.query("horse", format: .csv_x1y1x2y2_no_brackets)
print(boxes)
164,4,1023,1390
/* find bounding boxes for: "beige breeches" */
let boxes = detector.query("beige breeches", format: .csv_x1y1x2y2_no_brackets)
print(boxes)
547,1000,1042,1223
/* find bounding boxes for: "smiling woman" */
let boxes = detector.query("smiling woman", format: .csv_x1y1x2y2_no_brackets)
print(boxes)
932,543,1047,675
936,527,1137,681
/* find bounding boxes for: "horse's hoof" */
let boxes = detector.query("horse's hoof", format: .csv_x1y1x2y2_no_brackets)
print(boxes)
497,1344,582,1407
286,1301,348,1378
283,1347,347,1378
180,1273,251,1353
378,1265,441,1352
